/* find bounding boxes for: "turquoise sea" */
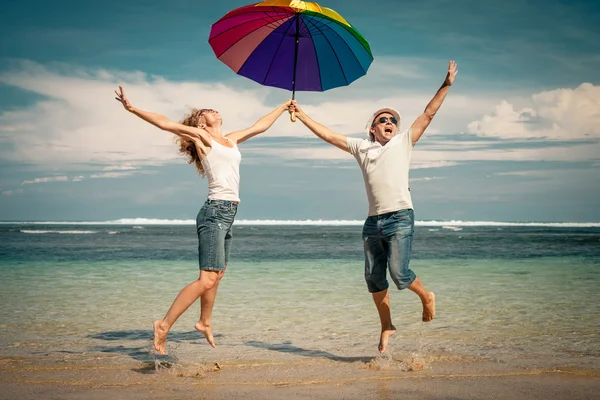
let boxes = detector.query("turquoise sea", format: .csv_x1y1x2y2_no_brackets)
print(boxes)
0,220,599,373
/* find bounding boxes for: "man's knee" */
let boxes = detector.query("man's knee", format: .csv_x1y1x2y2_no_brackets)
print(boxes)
365,274,389,293
390,270,416,290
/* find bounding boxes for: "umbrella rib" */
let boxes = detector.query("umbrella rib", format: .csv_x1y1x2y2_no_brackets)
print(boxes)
211,15,294,58
259,16,297,86
303,15,349,86
214,6,288,27
209,10,291,43
304,14,370,79
299,15,322,91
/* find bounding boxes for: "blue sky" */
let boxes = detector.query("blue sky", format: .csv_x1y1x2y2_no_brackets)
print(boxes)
0,0,599,222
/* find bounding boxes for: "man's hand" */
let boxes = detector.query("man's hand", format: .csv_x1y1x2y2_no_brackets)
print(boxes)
289,100,305,119
444,60,458,87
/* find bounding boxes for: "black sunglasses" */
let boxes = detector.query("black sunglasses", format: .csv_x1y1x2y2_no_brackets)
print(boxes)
376,116,398,125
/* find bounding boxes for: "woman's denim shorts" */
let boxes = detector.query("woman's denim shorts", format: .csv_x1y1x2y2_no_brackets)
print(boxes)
362,208,417,293
196,199,238,271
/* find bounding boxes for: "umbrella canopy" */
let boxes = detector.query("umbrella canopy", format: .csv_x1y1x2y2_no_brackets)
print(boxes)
208,0,373,96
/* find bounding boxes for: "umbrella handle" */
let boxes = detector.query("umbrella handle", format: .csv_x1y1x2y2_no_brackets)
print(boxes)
289,109,296,122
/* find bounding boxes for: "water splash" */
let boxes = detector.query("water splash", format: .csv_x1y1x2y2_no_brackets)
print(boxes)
399,322,430,371
399,353,428,371
363,352,392,370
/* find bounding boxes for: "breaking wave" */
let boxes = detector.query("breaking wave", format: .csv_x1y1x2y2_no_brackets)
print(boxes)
3,219,599,227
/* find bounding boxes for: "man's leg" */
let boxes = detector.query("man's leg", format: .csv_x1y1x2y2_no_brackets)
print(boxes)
195,269,225,347
363,216,395,353
387,209,435,322
408,277,435,322
372,289,396,353
153,270,220,354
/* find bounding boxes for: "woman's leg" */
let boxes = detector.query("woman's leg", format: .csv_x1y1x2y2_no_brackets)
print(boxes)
153,270,220,354
195,269,225,347
195,218,235,347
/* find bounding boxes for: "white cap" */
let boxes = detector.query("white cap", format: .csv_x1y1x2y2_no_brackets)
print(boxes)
365,107,401,136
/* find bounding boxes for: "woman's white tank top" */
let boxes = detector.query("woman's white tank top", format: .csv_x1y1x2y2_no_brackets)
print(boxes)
201,137,242,202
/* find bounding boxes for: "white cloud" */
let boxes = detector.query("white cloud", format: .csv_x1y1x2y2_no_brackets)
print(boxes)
243,134,600,166
0,61,276,168
2,61,599,172
17,171,140,187
21,176,69,185
413,141,600,163
0,60,493,169
102,164,138,171
412,161,460,169
467,83,600,139
89,172,136,179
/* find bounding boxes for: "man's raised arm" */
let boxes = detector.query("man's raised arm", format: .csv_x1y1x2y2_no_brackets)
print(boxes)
411,60,458,144
290,100,350,153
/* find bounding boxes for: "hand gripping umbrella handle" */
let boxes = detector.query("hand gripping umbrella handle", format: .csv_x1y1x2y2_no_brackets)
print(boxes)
289,109,296,122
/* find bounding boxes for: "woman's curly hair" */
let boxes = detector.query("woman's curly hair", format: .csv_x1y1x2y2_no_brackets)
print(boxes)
178,108,208,177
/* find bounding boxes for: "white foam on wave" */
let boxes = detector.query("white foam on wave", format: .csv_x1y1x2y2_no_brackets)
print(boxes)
235,219,364,226
3,219,600,227
4,218,194,226
420,220,600,228
20,230,98,234
109,218,193,225
442,226,463,231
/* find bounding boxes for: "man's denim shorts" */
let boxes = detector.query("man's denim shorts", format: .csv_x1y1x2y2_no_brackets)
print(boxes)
362,208,417,293
196,199,238,271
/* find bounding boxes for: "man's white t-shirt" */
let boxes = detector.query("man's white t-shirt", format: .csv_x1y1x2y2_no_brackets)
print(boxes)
347,130,414,217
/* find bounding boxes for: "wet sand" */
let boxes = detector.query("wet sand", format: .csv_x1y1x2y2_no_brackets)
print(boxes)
1,354,599,400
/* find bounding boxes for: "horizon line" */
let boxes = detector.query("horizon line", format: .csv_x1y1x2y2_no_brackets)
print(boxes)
0,218,599,228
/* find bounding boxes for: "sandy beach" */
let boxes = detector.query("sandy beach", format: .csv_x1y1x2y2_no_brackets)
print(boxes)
2,352,599,400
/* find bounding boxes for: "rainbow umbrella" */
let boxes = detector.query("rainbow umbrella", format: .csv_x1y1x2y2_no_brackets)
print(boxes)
209,0,373,118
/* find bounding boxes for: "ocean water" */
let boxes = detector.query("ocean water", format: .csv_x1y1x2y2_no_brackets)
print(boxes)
0,221,599,373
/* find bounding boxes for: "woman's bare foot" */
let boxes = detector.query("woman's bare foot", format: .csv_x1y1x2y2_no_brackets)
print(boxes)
195,321,216,348
153,320,169,355
378,325,396,353
422,292,435,322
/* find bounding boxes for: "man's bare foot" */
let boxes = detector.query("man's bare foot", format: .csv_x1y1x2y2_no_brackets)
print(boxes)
195,321,216,348
378,325,396,353
153,320,168,355
422,292,435,322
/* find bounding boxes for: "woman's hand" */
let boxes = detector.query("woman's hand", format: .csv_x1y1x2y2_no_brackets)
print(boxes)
114,86,134,112
289,100,306,119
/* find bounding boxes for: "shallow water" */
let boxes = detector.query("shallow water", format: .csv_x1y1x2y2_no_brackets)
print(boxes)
0,224,599,372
